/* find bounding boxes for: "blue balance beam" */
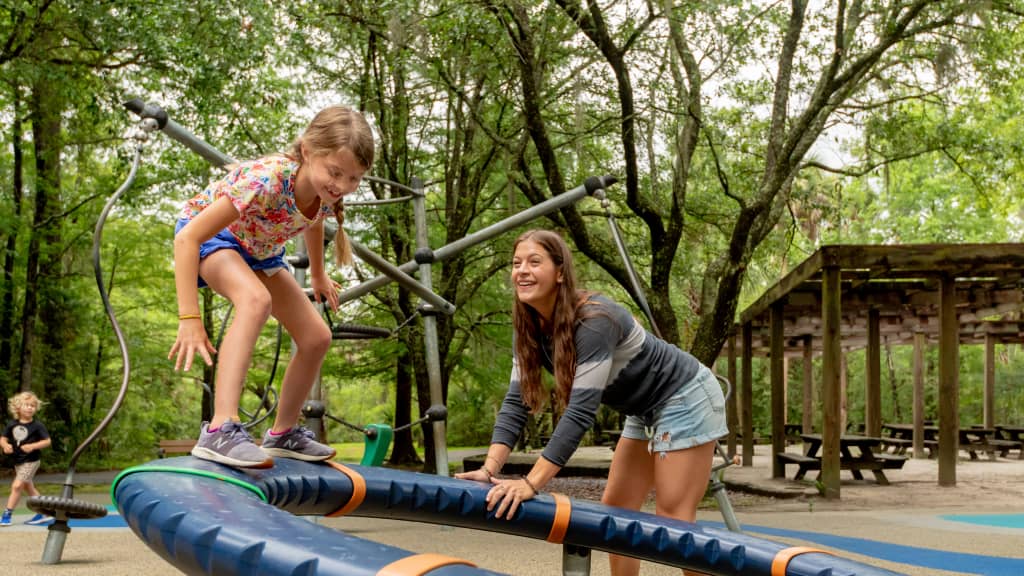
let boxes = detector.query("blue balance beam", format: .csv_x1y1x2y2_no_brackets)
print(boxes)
112,457,905,576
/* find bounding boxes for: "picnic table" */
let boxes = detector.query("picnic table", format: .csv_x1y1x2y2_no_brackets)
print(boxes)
881,422,938,457
994,425,1024,460
957,426,1023,460
882,423,1021,460
958,427,993,460
776,433,907,485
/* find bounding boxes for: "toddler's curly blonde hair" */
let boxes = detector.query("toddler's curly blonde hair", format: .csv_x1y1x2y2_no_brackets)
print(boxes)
8,391,41,419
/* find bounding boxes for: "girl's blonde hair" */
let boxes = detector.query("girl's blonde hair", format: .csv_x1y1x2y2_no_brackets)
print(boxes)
286,106,375,266
8,391,41,419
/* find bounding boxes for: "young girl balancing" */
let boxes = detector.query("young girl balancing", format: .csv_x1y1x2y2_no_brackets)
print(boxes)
1,392,52,526
168,106,374,468
455,229,727,576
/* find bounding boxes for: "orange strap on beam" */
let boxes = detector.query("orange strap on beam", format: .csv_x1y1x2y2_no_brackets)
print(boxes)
376,553,476,576
771,546,833,576
546,492,572,543
325,461,366,517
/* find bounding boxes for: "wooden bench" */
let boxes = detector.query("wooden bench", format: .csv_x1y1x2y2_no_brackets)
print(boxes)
157,439,197,458
880,437,912,454
158,437,264,458
988,438,1023,459
874,453,909,469
776,452,821,480
961,443,996,460
777,452,908,483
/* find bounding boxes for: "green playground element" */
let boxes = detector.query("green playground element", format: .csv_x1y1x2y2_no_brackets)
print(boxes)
111,465,267,503
360,424,393,467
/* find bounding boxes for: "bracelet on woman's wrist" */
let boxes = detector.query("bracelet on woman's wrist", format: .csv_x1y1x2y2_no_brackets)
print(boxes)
521,475,539,494
481,466,493,480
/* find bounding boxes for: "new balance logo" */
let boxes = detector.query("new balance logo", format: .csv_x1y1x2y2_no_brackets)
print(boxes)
282,439,301,450
212,437,232,450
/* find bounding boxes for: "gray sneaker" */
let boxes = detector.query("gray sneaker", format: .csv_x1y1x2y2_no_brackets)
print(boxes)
261,426,336,462
191,421,273,468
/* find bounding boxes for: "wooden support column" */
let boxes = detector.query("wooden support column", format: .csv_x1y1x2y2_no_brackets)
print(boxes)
727,333,739,458
912,331,926,459
821,266,841,499
984,333,995,429
938,275,959,487
866,308,882,437
771,303,785,478
783,357,789,424
742,322,754,467
802,335,813,433
840,353,849,433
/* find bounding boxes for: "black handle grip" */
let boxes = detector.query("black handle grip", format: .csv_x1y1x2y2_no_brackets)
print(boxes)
123,99,169,129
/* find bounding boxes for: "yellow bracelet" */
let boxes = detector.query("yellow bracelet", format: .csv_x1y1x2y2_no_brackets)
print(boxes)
178,314,201,320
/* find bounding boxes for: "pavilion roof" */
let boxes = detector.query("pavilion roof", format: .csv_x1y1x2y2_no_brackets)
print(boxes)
735,244,1024,357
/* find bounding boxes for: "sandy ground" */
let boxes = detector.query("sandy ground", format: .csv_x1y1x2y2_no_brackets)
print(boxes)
0,444,1021,575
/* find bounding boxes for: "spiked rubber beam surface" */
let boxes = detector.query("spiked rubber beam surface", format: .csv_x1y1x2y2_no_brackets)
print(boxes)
112,457,906,576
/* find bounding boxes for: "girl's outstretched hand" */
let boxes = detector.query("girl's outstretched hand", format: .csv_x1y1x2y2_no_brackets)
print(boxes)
310,272,341,311
168,319,217,371
454,468,491,483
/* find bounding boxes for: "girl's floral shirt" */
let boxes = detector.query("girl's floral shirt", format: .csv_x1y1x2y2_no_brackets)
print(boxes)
179,155,331,260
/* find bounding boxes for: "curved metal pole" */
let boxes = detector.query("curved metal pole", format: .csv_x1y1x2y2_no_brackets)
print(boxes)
124,99,233,168
344,196,414,206
64,139,145,490
34,121,154,566
365,174,420,195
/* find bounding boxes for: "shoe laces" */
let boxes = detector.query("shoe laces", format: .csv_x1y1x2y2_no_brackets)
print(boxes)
219,422,254,443
292,426,317,441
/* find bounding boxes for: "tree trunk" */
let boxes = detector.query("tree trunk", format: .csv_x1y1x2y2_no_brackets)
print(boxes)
389,346,422,466
28,77,74,452
391,280,423,467
1,84,25,407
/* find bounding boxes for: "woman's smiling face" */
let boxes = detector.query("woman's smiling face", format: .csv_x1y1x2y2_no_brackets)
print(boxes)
512,239,562,319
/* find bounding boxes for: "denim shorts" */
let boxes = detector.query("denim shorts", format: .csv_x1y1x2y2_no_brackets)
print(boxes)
175,219,288,288
622,365,728,455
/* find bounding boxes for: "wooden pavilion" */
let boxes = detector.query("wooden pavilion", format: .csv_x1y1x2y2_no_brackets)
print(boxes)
720,244,1024,498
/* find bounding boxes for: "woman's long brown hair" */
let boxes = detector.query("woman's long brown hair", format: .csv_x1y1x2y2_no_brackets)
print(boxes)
287,106,375,266
512,230,594,413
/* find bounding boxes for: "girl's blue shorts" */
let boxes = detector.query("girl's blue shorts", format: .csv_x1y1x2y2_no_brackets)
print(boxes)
175,219,287,288
621,365,728,455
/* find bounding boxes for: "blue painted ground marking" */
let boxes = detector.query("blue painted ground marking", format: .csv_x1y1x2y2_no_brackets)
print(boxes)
22,506,127,529
941,514,1024,529
701,521,1024,576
